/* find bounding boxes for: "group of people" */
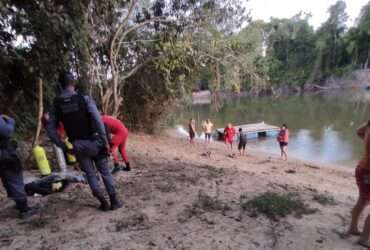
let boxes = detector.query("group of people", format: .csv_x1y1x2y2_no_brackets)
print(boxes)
0,72,132,219
188,118,290,159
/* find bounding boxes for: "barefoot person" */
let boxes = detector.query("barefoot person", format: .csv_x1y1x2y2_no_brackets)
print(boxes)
345,120,370,247
277,124,289,161
188,118,196,144
238,128,247,156
224,123,236,155
203,119,213,144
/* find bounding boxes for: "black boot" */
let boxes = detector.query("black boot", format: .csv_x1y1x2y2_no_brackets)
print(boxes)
109,194,123,210
111,163,122,175
96,195,110,212
122,162,131,172
16,199,39,219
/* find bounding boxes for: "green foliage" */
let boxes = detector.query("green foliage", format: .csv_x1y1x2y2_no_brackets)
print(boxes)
1,0,370,134
240,192,317,220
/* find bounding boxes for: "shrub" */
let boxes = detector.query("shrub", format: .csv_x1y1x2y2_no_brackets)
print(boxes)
240,192,317,220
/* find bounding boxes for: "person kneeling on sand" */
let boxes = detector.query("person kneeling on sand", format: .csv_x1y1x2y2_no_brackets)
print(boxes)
345,120,370,248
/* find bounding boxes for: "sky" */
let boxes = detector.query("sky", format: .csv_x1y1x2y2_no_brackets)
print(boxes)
248,0,369,28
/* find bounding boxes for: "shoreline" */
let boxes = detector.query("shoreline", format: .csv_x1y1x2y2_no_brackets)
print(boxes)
170,126,357,173
0,132,364,250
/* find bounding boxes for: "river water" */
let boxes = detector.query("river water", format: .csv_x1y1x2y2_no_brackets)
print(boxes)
168,90,370,168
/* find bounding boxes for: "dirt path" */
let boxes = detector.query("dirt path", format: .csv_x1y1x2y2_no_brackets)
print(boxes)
0,133,367,250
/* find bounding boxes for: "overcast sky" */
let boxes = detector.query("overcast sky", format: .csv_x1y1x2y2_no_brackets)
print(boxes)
248,0,369,28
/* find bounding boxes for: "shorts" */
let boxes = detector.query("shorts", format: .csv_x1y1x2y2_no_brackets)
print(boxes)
205,133,212,140
238,142,246,150
356,166,370,200
189,131,195,139
225,137,233,144
279,142,288,147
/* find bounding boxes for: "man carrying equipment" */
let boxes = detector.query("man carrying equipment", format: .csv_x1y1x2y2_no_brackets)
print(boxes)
46,72,122,211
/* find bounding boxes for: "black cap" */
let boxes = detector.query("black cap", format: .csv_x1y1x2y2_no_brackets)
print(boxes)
59,72,75,89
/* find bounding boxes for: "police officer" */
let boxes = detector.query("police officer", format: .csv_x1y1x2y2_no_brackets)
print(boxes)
0,114,39,218
46,72,122,211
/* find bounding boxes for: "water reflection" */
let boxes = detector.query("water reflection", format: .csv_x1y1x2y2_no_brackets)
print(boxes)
168,90,370,167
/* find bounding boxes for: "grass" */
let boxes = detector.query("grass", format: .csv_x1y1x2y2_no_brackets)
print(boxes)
178,190,230,223
312,193,337,206
240,192,317,220
112,214,149,232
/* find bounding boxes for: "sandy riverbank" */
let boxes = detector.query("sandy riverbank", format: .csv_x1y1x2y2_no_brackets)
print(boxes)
0,132,367,250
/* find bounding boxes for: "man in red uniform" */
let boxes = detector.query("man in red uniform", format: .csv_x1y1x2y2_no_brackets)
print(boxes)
101,115,131,173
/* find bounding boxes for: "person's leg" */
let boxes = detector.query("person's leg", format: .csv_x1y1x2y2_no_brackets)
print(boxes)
283,145,288,160
347,197,368,235
359,214,370,246
74,148,109,211
118,143,130,171
118,134,129,163
1,165,38,218
95,157,123,210
279,144,284,159
109,135,121,166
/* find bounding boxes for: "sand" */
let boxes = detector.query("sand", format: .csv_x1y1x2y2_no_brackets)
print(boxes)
0,132,367,250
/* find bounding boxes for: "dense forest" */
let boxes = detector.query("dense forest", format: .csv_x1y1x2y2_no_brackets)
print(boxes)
0,0,369,133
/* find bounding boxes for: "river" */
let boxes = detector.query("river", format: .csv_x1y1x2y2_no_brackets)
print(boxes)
168,90,370,168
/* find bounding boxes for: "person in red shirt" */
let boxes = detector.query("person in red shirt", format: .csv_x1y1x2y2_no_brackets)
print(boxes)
277,124,289,161
101,115,130,173
224,123,236,155
42,112,65,139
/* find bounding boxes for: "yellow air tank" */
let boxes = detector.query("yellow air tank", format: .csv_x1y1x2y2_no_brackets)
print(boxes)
32,145,51,176
64,138,77,164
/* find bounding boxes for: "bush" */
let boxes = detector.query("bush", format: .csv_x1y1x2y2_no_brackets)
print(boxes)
312,193,337,206
240,192,317,220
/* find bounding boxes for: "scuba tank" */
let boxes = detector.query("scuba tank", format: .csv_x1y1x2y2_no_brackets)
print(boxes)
32,145,51,176
53,144,67,172
64,138,77,164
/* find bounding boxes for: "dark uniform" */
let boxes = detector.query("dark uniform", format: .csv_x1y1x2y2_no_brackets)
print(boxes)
46,81,122,211
0,115,38,218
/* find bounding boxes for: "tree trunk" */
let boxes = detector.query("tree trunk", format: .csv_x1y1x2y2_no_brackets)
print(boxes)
32,78,43,147
215,62,221,91
364,49,370,69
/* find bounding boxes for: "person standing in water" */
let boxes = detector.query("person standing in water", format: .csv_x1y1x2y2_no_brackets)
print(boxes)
238,128,247,156
203,119,213,144
345,120,370,248
224,123,236,155
277,124,289,161
188,118,196,144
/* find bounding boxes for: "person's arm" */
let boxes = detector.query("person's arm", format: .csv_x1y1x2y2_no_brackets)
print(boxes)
84,96,108,145
46,106,66,149
357,124,368,140
0,115,15,138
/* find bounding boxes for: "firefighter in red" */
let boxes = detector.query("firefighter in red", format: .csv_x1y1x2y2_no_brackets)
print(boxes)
101,115,131,173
